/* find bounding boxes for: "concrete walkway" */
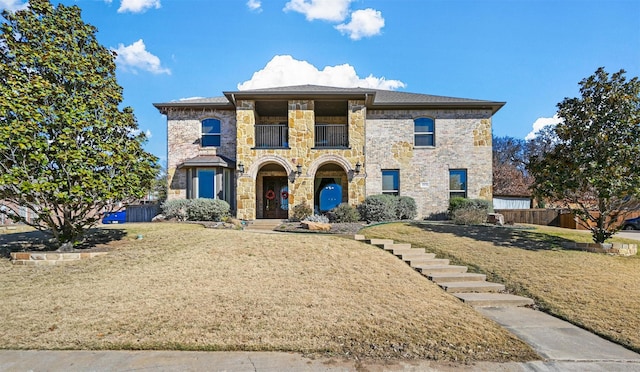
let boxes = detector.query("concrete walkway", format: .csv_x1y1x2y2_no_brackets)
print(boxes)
1,348,640,371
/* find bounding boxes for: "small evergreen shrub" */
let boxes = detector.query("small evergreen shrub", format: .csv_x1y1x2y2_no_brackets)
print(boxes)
451,208,488,225
303,214,330,223
187,198,230,221
448,197,492,214
357,194,397,222
448,197,491,225
327,203,361,223
161,199,190,221
161,199,229,222
396,196,417,220
291,203,312,222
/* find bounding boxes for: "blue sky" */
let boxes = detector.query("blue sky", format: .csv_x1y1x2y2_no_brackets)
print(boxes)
2,0,639,165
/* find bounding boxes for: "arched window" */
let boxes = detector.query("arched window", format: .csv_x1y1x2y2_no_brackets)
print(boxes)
201,118,221,147
414,117,435,147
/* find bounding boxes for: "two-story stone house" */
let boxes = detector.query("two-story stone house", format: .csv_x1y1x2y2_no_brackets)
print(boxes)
154,85,504,220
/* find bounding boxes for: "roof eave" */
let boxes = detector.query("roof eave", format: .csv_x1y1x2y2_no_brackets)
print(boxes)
369,101,506,115
153,102,234,115
223,90,376,102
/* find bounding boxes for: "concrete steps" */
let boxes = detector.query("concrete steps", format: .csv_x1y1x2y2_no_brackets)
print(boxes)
453,293,534,307
439,281,505,293
354,234,533,308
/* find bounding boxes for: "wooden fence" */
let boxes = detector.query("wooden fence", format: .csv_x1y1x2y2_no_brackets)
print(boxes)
495,208,640,229
126,204,160,223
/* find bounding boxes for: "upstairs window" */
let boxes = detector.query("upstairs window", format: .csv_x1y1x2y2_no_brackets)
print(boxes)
382,170,400,196
449,169,467,199
201,118,221,147
414,118,435,147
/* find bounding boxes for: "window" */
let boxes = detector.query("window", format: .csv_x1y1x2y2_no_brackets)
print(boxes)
449,169,467,199
197,169,216,199
382,170,400,196
414,118,435,147
201,118,221,147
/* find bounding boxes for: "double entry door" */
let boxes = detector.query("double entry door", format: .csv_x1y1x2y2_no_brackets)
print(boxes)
263,177,289,219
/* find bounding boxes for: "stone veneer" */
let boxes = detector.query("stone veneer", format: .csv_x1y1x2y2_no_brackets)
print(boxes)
166,108,237,200
164,100,494,221
235,100,366,220
365,109,493,218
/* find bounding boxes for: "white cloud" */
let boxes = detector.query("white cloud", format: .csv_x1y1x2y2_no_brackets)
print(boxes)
247,0,261,12
283,0,352,22
0,0,28,12
237,55,405,91
117,0,160,14
525,114,563,140
335,8,384,40
113,39,170,75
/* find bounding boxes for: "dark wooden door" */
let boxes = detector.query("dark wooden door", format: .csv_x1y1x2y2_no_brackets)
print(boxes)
263,177,289,219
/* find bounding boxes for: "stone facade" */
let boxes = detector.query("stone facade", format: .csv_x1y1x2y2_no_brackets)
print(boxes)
157,85,502,221
166,108,236,200
366,109,493,218
235,99,366,220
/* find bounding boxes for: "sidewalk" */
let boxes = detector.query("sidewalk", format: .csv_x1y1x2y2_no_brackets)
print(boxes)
1,349,640,371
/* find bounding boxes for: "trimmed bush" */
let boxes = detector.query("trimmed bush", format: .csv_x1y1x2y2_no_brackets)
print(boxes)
448,197,491,225
327,203,361,223
161,198,229,222
161,199,190,221
451,208,488,225
448,197,492,214
291,203,312,222
187,198,230,221
358,194,397,222
396,196,417,220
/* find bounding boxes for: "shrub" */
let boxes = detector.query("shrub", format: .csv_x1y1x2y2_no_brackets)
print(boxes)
291,203,312,222
448,197,491,225
451,208,488,225
187,198,230,221
327,203,361,223
303,214,330,223
161,199,190,221
448,197,492,214
357,194,397,222
396,196,417,220
161,198,229,222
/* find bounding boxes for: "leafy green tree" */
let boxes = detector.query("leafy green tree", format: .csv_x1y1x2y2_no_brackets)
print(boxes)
528,68,640,243
0,0,158,248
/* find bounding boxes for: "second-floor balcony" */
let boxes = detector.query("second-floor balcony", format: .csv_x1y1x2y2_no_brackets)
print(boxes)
315,123,348,148
255,124,288,149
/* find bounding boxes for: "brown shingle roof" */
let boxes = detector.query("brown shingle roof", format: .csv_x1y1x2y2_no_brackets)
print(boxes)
154,85,505,114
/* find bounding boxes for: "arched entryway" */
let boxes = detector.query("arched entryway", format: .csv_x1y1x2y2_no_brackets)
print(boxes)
256,162,289,219
314,163,349,213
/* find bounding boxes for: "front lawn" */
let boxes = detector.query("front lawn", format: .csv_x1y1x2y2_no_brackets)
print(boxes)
0,223,537,363
362,222,640,353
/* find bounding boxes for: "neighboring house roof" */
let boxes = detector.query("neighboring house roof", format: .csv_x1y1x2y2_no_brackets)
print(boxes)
153,85,505,114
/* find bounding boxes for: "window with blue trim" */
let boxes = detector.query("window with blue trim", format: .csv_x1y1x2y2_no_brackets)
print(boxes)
201,119,221,147
414,118,435,147
197,169,216,199
449,169,467,199
382,169,400,196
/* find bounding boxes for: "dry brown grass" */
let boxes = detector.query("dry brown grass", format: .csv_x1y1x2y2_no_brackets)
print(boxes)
0,223,537,362
362,222,640,353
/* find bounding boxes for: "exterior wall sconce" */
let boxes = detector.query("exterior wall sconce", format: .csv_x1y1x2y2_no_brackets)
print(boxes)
296,164,303,176
355,162,362,174
238,163,245,174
